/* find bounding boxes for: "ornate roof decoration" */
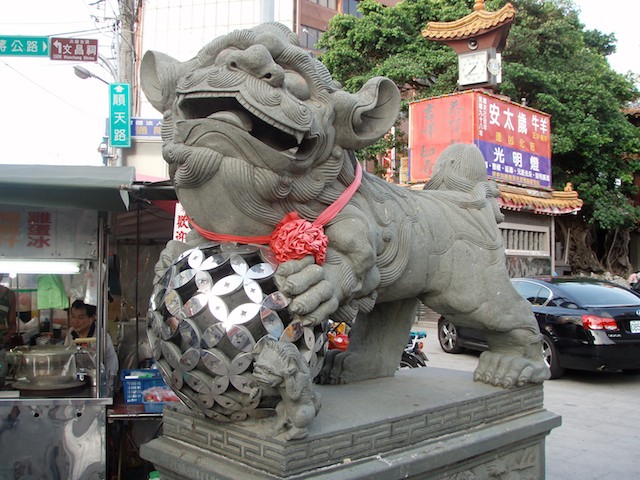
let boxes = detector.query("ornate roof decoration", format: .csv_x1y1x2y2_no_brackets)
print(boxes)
422,1,516,41
408,181,583,216
498,184,583,216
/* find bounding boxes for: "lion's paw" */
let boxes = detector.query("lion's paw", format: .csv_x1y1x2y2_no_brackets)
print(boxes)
275,256,340,327
316,350,392,385
474,351,550,388
316,350,347,385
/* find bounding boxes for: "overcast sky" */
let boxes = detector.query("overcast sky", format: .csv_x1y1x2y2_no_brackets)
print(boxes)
0,0,638,166
575,0,639,77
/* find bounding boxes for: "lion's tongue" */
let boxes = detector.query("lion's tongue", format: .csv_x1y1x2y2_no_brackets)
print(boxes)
207,110,253,131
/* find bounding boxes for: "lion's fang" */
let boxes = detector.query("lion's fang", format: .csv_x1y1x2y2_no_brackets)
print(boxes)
285,146,299,155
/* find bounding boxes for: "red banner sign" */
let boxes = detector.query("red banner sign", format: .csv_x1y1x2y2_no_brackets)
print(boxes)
408,90,552,189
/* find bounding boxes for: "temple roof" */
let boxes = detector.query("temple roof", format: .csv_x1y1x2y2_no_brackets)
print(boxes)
422,1,516,41
408,181,583,216
497,184,583,216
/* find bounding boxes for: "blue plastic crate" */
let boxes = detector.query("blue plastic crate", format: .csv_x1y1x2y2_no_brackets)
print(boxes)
121,369,165,404
142,400,177,413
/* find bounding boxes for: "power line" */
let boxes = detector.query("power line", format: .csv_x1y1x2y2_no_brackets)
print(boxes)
0,25,110,37
48,27,114,37
0,21,95,26
0,59,103,121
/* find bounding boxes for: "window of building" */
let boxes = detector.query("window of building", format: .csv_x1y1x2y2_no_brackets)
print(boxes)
300,26,323,50
307,0,337,10
500,223,549,257
341,0,361,16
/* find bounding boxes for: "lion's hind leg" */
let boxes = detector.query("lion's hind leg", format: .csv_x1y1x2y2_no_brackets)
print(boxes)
473,295,550,387
436,288,550,388
474,330,550,387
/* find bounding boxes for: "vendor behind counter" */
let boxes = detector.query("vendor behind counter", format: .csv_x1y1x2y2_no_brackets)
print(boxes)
64,299,119,396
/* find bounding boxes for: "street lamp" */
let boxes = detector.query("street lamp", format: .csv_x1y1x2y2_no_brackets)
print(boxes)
74,53,118,84
73,65,109,85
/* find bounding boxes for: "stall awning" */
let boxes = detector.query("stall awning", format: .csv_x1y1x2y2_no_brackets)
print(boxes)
0,165,135,211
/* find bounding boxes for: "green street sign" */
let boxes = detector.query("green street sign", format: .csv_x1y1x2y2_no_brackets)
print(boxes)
109,83,131,148
0,35,49,56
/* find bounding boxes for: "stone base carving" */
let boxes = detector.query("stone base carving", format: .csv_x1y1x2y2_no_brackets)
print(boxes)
140,367,560,479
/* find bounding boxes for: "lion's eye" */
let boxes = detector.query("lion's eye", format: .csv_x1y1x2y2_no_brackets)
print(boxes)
214,48,238,66
284,71,310,101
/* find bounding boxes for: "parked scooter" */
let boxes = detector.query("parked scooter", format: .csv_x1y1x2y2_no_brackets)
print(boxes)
400,331,428,368
326,320,428,368
327,320,350,352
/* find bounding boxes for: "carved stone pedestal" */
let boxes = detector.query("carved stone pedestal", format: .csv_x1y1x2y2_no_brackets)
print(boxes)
140,367,561,479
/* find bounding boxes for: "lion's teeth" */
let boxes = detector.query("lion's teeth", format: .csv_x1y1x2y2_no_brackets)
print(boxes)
285,147,299,156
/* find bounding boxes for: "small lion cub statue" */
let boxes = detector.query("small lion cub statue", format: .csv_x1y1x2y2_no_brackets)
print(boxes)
252,337,321,440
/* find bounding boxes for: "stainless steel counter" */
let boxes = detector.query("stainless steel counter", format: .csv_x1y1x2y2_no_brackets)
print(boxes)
0,383,111,402
0,384,112,479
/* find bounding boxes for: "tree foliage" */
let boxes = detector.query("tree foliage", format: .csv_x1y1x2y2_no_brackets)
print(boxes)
317,0,640,235
500,0,640,231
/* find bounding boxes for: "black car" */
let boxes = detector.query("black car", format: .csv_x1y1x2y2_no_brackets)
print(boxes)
437,277,640,378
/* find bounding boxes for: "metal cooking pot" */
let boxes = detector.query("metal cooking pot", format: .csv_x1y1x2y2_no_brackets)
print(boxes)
8,345,78,387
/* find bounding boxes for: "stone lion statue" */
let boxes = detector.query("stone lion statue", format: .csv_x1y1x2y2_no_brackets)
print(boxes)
252,336,321,440
141,22,549,396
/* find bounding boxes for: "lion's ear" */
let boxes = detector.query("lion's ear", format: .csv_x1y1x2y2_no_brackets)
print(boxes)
140,51,191,113
254,335,276,355
333,77,401,150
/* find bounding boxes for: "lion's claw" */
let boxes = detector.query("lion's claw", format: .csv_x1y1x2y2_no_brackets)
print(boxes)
275,257,338,327
474,351,550,388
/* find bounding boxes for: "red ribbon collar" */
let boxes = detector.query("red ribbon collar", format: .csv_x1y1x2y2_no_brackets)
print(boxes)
188,162,363,265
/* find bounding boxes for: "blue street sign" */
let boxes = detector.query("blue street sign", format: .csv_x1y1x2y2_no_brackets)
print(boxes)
109,83,131,148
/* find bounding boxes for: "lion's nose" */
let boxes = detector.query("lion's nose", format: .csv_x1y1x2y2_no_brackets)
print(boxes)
226,44,285,87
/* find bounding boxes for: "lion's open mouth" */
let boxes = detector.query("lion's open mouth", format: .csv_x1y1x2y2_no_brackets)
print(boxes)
178,96,318,160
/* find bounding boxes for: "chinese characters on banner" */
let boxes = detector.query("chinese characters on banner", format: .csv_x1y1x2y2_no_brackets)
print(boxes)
173,203,191,243
408,90,552,189
0,210,52,251
0,208,97,259
132,118,162,138
0,210,23,249
408,93,474,183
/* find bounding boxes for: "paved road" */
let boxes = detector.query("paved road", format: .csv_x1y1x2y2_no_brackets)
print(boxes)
413,320,640,480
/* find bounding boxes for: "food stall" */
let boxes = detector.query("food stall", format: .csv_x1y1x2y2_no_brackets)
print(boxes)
0,164,135,479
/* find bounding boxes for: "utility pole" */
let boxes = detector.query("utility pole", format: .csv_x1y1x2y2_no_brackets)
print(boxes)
118,0,140,115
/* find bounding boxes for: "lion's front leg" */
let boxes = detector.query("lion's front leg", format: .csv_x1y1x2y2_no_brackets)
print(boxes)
274,219,379,327
317,298,419,384
274,256,340,327
316,349,380,385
